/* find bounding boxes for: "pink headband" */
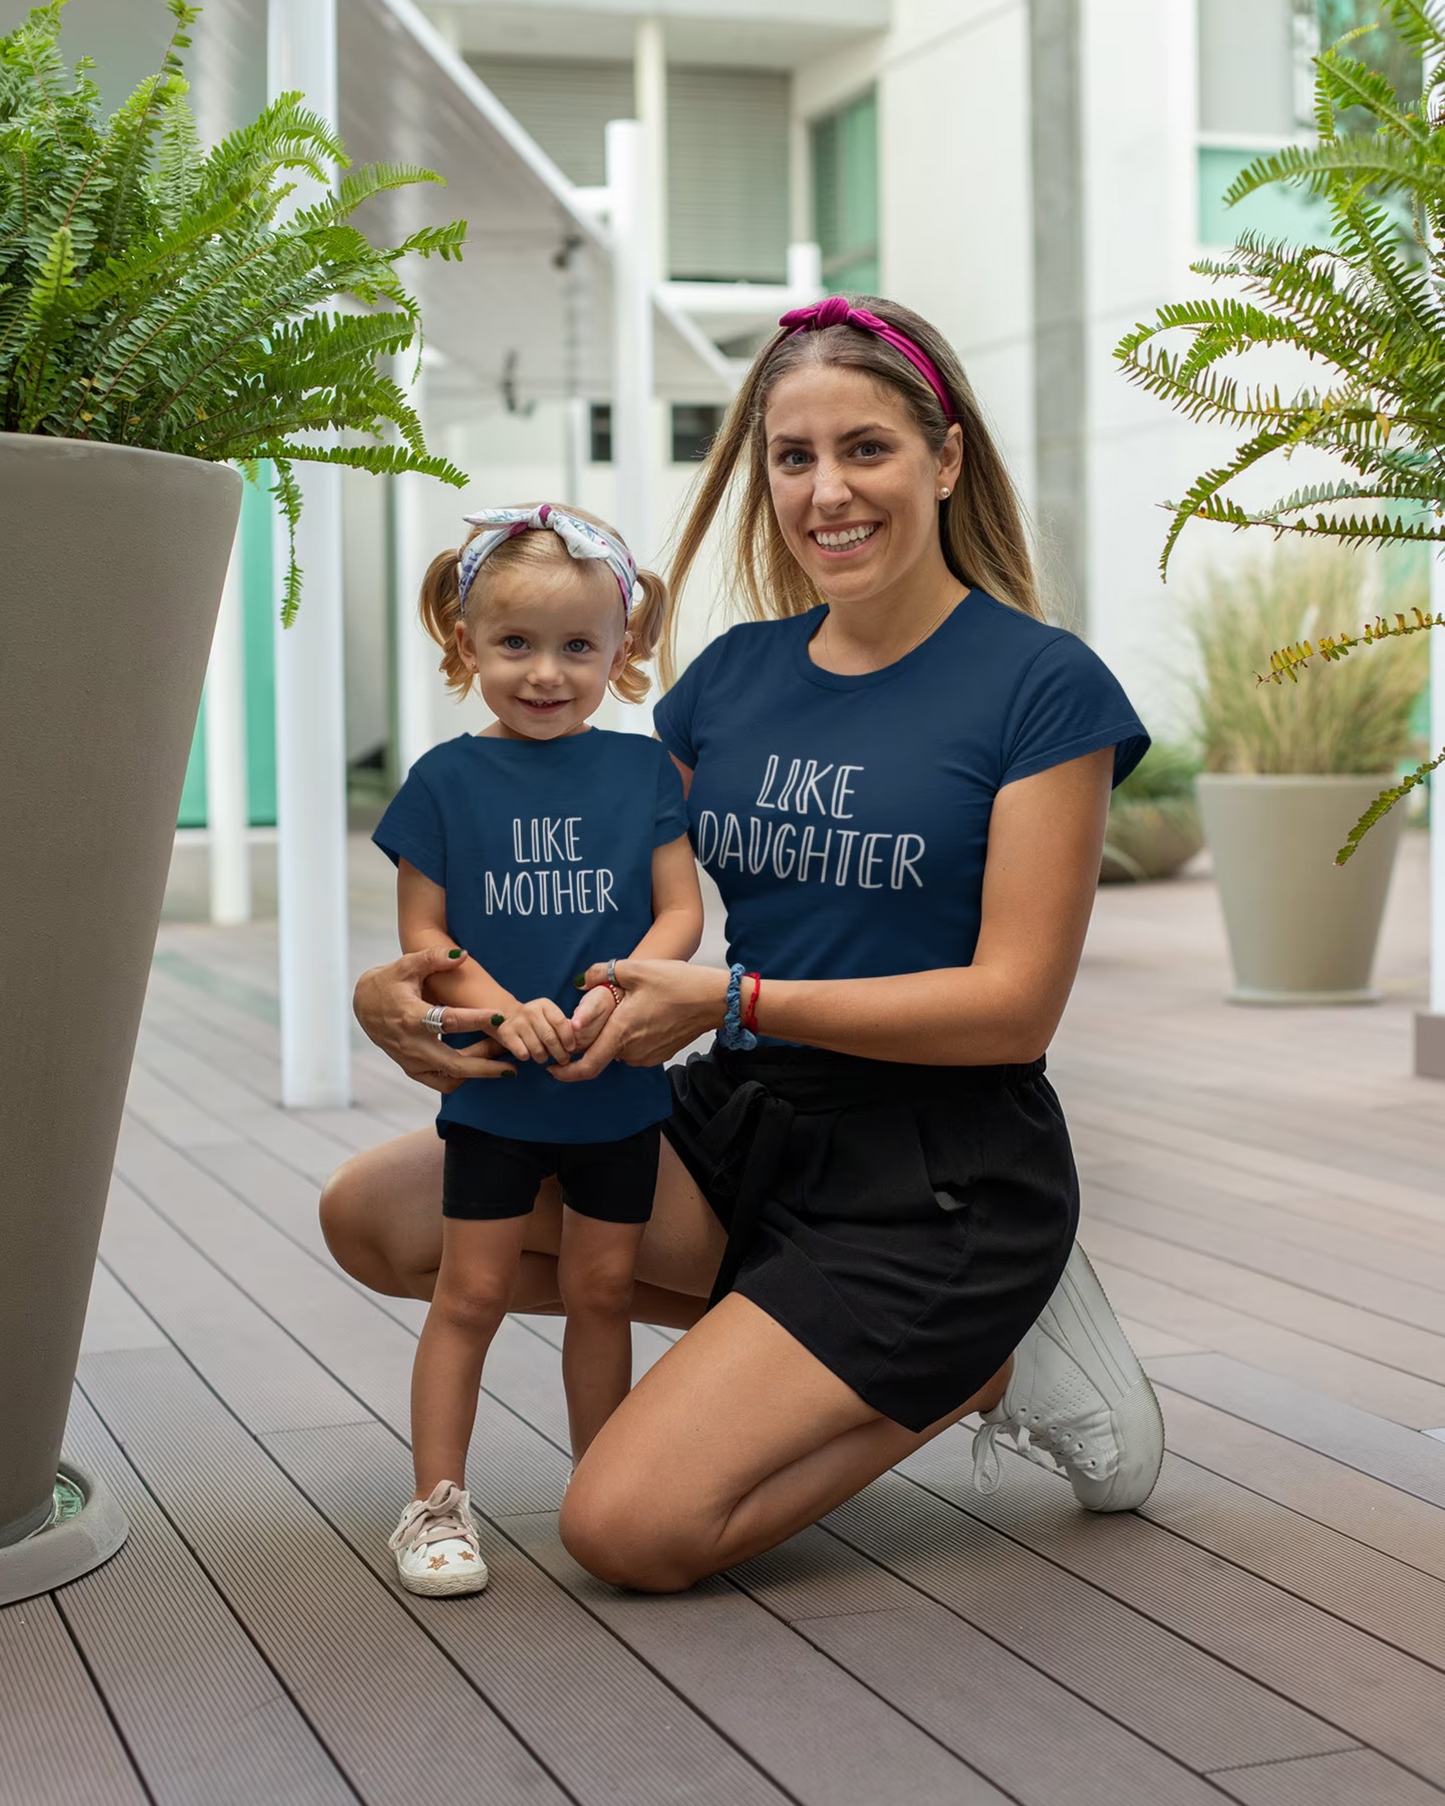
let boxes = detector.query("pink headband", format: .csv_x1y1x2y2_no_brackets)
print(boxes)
778,297,956,424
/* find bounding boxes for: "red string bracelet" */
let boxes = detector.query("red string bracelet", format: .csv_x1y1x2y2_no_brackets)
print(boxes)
742,972,761,1035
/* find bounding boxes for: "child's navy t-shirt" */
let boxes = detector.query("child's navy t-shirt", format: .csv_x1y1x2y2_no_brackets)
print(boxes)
374,729,688,1143
652,592,1148,1022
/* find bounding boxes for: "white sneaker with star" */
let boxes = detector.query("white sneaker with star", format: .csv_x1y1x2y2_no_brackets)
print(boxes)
389,1480,489,1597
972,1241,1165,1512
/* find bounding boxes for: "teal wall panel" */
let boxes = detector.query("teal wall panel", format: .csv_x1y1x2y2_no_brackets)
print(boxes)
176,470,276,828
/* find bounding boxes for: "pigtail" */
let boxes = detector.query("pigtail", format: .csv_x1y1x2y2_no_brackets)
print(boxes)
418,536,477,698
612,567,672,704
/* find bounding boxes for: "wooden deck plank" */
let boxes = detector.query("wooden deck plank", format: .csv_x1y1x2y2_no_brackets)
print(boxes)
1087,1251,1445,1428
1147,1353,1445,1508
1214,1750,1445,1806
1082,1218,1445,1385
78,1348,572,1806
97,1173,374,1437
265,1419,791,1806
901,1432,1445,1787
0,1598,148,1806
1136,1453,1445,1669
1085,1183,1445,1332
1087,1152,1445,1275
820,1470,1351,1773
57,1388,357,1806
80,1263,171,1357
1158,1392,1445,1583
502,1510,1008,1806
1063,1095,1445,1230
735,1526,1231,1806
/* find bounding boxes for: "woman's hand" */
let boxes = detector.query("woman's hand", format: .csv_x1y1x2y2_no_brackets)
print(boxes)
352,946,517,1091
551,959,728,1084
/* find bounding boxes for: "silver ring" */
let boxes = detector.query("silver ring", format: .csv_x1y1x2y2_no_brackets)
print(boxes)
605,957,617,988
422,1004,447,1041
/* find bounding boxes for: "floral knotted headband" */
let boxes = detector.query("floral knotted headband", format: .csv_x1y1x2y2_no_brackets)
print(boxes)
457,504,641,612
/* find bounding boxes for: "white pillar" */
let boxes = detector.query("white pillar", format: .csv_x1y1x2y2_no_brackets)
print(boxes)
1430,558,1445,1017
204,536,251,924
605,118,656,734
269,0,351,1108
1415,554,1445,1074
787,240,823,298
393,353,439,779
606,118,654,563
634,18,668,284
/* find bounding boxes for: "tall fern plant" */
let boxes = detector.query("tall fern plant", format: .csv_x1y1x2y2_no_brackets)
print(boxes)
0,0,468,621
1115,0,1445,861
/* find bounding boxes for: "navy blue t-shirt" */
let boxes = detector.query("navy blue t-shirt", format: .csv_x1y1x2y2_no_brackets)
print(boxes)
374,729,689,1142
653,593,1148,1010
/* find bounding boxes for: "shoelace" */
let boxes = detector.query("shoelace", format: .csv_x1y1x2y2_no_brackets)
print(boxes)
971,1412,1119,1496
388,1481,481,1556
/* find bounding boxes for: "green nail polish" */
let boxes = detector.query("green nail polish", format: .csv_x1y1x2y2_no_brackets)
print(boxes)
490,1013,504,1026
448,948,464,960
573,972,587,988
502,1068,517,1078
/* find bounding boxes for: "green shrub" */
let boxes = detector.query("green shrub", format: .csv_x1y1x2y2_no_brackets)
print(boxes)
1113,741,1200,804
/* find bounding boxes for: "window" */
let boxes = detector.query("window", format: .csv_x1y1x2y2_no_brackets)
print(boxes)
811,89,879,296
671,404,726,463
668,68,790,283
588,403,612,464
1196,1,1423,245
472,57,790,283
469,57,633,187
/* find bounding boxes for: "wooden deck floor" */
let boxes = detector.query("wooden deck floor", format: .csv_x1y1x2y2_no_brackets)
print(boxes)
8,829,1445,1806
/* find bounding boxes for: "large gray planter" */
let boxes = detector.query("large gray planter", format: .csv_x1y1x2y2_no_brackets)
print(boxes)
1196,772,1406,1005
0,435,240,1598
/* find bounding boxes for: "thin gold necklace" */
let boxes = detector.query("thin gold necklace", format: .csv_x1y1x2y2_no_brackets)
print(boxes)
820,595,958,673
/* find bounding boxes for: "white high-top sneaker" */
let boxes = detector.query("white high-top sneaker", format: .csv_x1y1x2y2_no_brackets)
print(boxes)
972,1242,1164,1511
389,1480,489,1597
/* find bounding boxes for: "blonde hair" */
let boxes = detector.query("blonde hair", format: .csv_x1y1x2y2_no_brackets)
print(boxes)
418,503,669,707
660,295,1042,687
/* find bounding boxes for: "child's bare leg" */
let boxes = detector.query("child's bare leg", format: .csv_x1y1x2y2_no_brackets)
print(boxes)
411,1214,529,1494
557,1208,648,1461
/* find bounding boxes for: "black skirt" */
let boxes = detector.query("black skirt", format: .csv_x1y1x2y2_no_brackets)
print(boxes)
663,1042,1079,1433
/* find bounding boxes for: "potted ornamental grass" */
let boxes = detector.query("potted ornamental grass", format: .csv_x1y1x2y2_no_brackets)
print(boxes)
0,0,465,1601
1189,547,1425,1002
1099,742,1204,884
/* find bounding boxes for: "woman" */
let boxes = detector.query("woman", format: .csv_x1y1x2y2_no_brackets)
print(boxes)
327,296,1164,1592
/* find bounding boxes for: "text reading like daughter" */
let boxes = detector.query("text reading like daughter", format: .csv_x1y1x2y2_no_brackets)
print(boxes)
372,504,703,1598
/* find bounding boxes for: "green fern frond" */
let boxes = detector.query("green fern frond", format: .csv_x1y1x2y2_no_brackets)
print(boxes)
0,3,465,614
1259,603,1445,686
1336,746,1445,863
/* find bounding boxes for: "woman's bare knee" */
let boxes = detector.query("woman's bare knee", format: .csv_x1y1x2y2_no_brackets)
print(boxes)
559,1475,716,1593
318,1131,445,1300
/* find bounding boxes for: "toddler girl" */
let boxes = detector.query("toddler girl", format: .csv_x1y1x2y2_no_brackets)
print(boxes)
373,503,703,1597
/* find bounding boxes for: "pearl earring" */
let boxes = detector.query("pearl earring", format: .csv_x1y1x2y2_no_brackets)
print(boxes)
938,487,951,499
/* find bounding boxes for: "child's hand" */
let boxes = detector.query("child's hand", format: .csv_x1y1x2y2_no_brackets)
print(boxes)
570,983,617,1053
491,998,578,1066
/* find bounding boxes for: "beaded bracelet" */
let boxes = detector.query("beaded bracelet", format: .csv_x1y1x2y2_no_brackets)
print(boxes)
718,962,758,1051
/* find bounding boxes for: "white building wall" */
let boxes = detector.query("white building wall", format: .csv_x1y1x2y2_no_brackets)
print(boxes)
793,4,1036,522
1081,0,1205,731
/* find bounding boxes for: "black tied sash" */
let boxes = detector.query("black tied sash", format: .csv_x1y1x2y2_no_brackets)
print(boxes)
695,1080,796,1308
668,1045,1047,1310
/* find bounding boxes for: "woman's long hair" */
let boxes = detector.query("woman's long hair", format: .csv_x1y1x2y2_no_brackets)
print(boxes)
659,296,1042,686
